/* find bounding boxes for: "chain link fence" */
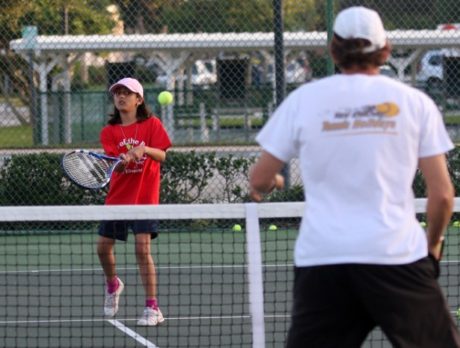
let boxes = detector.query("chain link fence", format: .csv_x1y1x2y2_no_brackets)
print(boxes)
1,2,460,348
0,0,459,204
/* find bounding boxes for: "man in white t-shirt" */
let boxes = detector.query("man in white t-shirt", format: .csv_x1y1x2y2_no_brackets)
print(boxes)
249,6,460,348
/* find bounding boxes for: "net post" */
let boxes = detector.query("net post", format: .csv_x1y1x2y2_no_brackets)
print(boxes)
245,203,266,348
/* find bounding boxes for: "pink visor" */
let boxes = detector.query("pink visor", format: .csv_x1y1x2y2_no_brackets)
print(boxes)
109,77,143,98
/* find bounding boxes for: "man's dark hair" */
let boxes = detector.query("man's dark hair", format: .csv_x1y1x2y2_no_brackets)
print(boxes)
108,101,152,125
330,34,391,70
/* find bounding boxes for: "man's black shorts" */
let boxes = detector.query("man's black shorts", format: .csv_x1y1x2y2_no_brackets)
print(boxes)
286,257,460,348
98,220,158,241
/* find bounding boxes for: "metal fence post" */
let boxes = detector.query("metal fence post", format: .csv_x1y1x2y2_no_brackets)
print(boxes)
326,0,335,76
273,0,290,189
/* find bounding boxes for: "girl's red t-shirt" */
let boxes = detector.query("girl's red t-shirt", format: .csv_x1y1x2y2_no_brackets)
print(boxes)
100,116,172,205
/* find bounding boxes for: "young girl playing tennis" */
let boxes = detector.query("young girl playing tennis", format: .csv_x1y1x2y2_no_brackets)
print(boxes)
97,77,171,326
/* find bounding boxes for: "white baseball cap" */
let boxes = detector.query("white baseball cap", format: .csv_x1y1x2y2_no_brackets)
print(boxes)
333,6,387,53
109,77,144,98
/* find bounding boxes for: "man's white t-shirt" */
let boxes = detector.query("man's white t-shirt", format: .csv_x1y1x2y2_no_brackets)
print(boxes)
256,74,454,267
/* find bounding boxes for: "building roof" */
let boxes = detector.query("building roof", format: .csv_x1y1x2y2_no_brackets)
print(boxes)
10,30,460,54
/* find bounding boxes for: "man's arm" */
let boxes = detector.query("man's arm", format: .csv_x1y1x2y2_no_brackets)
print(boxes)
418,154,454,260
249,151,285,202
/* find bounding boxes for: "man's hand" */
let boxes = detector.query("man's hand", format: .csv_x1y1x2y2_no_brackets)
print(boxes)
428,236,444,260
250,173,285,202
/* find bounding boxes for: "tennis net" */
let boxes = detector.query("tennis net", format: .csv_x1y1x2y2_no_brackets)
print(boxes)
0,200,459,348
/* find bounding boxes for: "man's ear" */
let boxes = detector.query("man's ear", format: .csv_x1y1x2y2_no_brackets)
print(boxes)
381,41,392,63
382,49,391,63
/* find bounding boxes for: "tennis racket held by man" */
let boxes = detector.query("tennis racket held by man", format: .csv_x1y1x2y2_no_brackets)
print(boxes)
62,150,123,190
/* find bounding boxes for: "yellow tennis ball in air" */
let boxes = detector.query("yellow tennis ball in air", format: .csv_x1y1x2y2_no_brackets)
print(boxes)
158,91,173,106
420,221,427,227
268,224,278,231
453,221,460,227
232,224,242,232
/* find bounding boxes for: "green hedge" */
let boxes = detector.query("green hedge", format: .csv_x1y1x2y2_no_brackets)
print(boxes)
0,151,257,205
1,148,458,206
412,147,460,199
0,153,102,206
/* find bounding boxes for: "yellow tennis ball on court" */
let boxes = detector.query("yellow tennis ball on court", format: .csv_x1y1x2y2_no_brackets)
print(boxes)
232,224,242,232
268,224,278,231
158,91,173,106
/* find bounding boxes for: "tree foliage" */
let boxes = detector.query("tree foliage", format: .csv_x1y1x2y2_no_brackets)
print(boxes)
0,1,33,47
338,0,459,30
113,0,169,34
284,0,320,31
114,0,323,34
18,0,115,36
0,0,114,49
2,1,459,41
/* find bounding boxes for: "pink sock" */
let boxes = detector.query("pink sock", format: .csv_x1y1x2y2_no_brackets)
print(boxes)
107,277,119,294
146,298,158,310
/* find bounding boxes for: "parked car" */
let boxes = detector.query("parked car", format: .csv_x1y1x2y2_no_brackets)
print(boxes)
155,60,217,88
380,64,397,78
266,59,311,84
415,50,444,90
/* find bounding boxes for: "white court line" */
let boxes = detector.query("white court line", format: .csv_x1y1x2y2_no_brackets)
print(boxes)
0,263,293,274
0,314,254,325
0,318,111,325
4,310,460,326
108,319,159,348
4,259,460,275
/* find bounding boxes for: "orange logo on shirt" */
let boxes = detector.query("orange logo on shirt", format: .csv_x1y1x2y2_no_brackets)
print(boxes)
375,102,400,117
322,102,400,135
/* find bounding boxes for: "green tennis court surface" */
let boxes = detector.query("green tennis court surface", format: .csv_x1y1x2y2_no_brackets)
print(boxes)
1,208,460,347
0,222,295,348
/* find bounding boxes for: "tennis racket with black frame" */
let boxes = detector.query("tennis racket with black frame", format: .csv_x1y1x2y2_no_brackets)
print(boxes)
62,150,123,190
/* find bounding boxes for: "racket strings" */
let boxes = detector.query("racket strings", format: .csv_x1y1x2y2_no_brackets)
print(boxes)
81,155,108,181
63,153,111,189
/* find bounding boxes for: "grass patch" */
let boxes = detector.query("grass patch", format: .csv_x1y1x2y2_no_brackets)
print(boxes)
444,115,460,125
176,116,264,129
0,125,33,148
